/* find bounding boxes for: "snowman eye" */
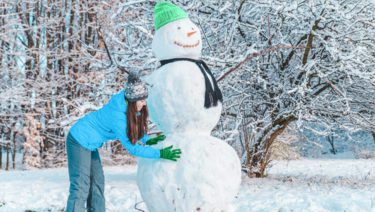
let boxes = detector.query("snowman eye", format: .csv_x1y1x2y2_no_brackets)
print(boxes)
178,27,181,29
192,28,194,30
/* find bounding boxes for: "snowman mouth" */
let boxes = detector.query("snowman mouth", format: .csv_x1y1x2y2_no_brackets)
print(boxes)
174,40,200,48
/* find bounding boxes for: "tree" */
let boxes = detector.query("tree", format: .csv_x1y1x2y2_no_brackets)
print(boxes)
1,0,374,174
203,0,375,177
0,0,151,168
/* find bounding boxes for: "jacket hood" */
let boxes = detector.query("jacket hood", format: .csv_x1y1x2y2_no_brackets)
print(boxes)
107,90,128,112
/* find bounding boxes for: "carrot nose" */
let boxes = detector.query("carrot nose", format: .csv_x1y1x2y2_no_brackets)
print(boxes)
187,31,197,37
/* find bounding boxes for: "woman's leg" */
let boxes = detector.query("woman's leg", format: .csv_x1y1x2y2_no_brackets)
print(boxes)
86,149,105,212
66,133,92,212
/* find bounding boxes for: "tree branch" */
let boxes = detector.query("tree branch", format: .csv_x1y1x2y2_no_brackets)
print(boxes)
217,46,314,82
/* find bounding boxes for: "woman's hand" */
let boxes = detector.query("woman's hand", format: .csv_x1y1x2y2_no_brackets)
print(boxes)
146,135,166,146
160,145,182,162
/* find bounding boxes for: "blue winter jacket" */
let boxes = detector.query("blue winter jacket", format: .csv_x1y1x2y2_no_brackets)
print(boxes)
69,90,160,159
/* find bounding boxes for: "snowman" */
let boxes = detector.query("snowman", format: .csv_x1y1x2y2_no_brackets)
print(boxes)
137,2,241,212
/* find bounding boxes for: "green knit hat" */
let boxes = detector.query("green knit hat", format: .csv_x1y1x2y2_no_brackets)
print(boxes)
154,2,189,31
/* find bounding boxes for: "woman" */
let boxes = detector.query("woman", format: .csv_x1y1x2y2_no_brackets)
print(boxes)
65,71,181,212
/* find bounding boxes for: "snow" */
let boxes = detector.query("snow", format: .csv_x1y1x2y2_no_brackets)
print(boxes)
137,134,241,212
0,166,147,212
219,2,233,13
2,159,375,211
268,158,373,178
236,159,375,212
131,24,153,39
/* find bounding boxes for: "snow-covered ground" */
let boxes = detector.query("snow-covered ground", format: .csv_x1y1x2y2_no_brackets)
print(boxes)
1,158,375,212
237,159,375,212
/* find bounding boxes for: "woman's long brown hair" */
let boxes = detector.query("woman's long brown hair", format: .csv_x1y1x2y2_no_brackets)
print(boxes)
126,100,149,145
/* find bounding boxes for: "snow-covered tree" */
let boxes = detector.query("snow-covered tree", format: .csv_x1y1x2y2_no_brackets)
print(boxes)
1,0,375,174
181,0,375,177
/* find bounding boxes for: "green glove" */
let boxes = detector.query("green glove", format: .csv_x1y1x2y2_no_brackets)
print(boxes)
160,145,182,162
146,135,166,146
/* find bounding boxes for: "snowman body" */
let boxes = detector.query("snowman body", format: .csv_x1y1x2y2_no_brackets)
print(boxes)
137,18,241,212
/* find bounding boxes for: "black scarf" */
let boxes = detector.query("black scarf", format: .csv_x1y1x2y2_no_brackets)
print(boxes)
159,58,223,109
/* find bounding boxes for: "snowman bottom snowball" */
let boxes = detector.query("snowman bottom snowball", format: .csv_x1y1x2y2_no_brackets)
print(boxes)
137,134,242,212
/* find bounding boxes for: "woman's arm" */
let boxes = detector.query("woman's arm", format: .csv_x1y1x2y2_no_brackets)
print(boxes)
140,133,151,143
113,119,160,159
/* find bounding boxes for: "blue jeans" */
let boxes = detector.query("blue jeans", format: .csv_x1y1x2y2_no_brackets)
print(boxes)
66,132,105,212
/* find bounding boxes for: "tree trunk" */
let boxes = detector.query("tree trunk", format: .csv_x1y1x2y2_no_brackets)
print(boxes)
0,141,2,169
46,0,53,82
328,136,335,155
20,2,34,79
12,132,17,169
86,1,96,57
0,127,3,169
68,0,78,100
246,117,296,178
6,143,10,171
34,0,40,78
22,147,27,164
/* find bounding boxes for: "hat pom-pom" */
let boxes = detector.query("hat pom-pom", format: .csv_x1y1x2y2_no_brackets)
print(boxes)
127,71,140,84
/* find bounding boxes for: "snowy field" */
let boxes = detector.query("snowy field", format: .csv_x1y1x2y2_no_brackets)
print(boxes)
1,158,375,212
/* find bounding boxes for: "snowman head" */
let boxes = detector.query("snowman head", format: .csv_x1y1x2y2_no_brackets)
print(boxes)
152,2,202,60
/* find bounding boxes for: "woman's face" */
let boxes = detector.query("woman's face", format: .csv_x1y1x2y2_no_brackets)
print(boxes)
136,99,147,112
